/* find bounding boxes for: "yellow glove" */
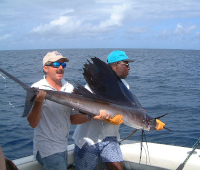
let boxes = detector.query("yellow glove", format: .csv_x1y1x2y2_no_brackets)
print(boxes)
156,119,165,130
104,114,123,125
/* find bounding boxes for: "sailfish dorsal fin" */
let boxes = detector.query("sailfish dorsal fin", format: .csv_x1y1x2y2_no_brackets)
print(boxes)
75,57,142,108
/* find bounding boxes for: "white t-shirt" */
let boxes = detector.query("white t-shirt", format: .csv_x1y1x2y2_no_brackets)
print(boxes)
72,79,130,148
31,78,75,158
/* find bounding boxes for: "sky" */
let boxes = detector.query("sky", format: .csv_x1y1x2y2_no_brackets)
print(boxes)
0,0,200,50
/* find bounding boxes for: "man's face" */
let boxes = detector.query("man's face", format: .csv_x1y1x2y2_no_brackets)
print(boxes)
114,61,130,79
43,59,66,82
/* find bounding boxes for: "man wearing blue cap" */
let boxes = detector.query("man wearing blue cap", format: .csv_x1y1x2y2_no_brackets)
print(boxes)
73,50,134,170
107,50,134,79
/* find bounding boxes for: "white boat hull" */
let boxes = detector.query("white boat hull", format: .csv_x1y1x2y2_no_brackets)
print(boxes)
121,140,200,170
13,140,200,170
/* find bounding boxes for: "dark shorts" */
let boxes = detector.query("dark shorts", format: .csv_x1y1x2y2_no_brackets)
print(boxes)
74,137,123,170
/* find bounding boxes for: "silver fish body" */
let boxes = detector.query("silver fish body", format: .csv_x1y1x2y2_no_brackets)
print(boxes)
45,89,156,131
0,67,158,131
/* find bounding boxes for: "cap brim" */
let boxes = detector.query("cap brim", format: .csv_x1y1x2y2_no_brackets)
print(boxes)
123,59,135,62
62,58,69,62
50,57,69,63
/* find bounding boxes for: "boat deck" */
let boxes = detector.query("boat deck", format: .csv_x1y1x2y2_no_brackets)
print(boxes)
13,140,200,170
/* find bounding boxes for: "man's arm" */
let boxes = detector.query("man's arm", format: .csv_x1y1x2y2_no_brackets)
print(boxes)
70,114,89,125
27,90,46,128
70,110,110,125
71,110,123,125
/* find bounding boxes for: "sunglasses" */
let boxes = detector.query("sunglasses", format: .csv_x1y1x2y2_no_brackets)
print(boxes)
118,61,129,68
46,62,66,68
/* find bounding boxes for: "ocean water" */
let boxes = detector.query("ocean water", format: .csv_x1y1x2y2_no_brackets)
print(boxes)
0,48,199,160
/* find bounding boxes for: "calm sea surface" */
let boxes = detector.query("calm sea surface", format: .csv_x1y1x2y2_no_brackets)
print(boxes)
0,49,200,160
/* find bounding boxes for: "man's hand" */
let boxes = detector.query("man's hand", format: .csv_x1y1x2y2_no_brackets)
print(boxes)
93,110,110,120
93,110,123,125
104,114,123,125
35,90,46,102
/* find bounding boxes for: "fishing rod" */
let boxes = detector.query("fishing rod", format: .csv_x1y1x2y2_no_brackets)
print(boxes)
176,137,200,170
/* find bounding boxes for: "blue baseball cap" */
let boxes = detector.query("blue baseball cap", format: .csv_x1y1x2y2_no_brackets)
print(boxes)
107,50,135,64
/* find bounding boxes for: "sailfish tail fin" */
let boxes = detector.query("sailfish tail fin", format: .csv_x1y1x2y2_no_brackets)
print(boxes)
0,68,38,117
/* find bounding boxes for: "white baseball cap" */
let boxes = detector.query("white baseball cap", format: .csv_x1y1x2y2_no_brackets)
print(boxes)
43,51,69,66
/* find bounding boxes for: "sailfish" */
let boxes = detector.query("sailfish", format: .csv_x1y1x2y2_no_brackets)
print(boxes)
0,57,166,131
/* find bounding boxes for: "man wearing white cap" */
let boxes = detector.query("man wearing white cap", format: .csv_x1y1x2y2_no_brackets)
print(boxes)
27,51,77,170
27,51,116,170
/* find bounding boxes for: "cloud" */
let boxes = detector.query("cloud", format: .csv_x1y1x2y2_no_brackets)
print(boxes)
185,25,196,34
173,23,183,36
1,0,200,50
24,1,200,39
0,34,11,41
27,1,200,41
99,4,130,28
196,32,200,39
158,29,169,40
126,26,148,34
30,3,132,37
173,23,197,36
30,16,82,35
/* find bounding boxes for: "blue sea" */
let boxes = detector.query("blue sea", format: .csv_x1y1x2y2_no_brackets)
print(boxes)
0,49,199,160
